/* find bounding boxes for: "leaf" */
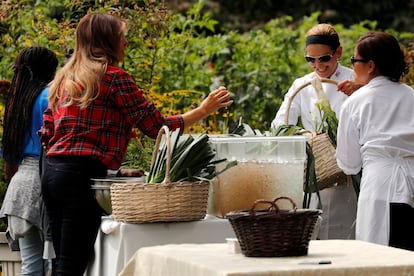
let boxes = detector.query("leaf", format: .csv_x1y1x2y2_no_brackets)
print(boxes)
147,129,236,183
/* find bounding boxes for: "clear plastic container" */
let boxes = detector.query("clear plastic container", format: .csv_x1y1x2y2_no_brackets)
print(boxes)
208,136,308,217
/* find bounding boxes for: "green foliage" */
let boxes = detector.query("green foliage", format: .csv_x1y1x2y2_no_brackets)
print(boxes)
0,159,6,231
1,2,413,130
211,0,414,33
122,132,155,172
1,1,414,172
217,16,302,130
0,0,76,76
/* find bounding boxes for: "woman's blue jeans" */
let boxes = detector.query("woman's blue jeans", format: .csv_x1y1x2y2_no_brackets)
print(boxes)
41,156,106,276
19,226,44,276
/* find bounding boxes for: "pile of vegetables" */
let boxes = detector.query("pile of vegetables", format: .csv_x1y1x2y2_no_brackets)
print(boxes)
146,127,237,183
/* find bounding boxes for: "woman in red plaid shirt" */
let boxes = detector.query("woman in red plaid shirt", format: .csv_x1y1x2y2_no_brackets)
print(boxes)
39,13,232,276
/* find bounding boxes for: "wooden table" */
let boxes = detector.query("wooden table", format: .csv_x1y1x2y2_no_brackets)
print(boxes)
119,240,414,276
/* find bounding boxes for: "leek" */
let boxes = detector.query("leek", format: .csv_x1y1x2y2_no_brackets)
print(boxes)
147,129,237,183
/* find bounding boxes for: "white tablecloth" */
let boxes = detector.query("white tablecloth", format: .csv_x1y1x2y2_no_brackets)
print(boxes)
85,215,235,276
119,240,414,276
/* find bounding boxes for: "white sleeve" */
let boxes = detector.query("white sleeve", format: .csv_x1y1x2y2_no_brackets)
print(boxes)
336,103,362,175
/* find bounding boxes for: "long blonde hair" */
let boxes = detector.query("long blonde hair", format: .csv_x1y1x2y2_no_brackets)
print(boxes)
49,13,127,110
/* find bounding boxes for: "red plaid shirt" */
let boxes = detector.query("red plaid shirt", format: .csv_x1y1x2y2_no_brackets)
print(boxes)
40,65,183,169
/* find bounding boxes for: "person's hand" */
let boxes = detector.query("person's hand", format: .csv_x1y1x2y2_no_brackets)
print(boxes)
199,86,233,115
303,131,317,138
4,161,18,183
116,168,146,177
337,80,363,96
181,86,233,128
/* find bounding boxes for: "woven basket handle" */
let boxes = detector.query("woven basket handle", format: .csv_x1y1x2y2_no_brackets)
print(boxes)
149,125,172,183
249,197,298,216
249,199,279,216
272,196,297,211
284,77,338,125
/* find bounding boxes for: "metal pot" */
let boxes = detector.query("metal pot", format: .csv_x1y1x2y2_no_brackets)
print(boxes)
91,177,144,214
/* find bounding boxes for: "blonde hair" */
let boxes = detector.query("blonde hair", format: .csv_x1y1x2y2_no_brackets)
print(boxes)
306,23,338,37
305,23,340,50
49,13,127,110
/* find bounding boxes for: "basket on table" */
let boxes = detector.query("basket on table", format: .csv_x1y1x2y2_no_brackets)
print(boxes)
284,77,346,191
226,196,321,257
110,126,210,223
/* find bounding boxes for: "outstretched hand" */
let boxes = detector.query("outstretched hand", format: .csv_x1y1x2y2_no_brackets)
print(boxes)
337,80,363,96
200,86,233,115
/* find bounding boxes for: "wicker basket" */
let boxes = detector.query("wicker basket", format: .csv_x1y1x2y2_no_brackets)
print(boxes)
226,196,321,257
308,132,346,190
110,126,210,223
284,77,346,190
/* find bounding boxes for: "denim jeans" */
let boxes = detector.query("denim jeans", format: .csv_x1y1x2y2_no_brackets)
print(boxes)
41,156,106,276
19,226,44,276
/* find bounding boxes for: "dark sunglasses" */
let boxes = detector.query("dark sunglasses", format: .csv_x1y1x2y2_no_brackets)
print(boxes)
305,54,333,63
350,56,369,65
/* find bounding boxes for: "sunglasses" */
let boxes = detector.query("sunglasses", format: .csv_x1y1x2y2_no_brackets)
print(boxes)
350,56,369,65
305,54,334,63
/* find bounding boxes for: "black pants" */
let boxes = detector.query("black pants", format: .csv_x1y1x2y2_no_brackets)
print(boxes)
389,202,414,251
41,156,106,276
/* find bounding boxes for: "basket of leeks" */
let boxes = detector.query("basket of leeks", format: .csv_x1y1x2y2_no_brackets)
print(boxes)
111,126,236,223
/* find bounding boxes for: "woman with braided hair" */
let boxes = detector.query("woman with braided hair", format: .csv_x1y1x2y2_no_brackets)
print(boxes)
0,46,58,275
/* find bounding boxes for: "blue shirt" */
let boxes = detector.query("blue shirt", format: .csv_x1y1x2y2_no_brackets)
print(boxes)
21,87,49,161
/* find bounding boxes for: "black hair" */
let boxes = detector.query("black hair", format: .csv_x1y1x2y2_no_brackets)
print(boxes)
306,35,340,51
357,32,408,82
2,46,58,163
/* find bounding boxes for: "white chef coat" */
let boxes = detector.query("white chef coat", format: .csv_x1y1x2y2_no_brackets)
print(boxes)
271,64,353,132
337,76,414,245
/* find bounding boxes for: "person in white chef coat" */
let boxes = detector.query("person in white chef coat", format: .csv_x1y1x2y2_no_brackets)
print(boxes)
271,23,360,239
336,31,414,251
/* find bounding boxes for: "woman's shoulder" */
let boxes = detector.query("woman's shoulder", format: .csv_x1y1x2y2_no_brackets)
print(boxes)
291,72,315,86
107,65,127,75
35,86,49,105
343,84,374,110
332,64,354,81
103,65,140,94
105,65,134,82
